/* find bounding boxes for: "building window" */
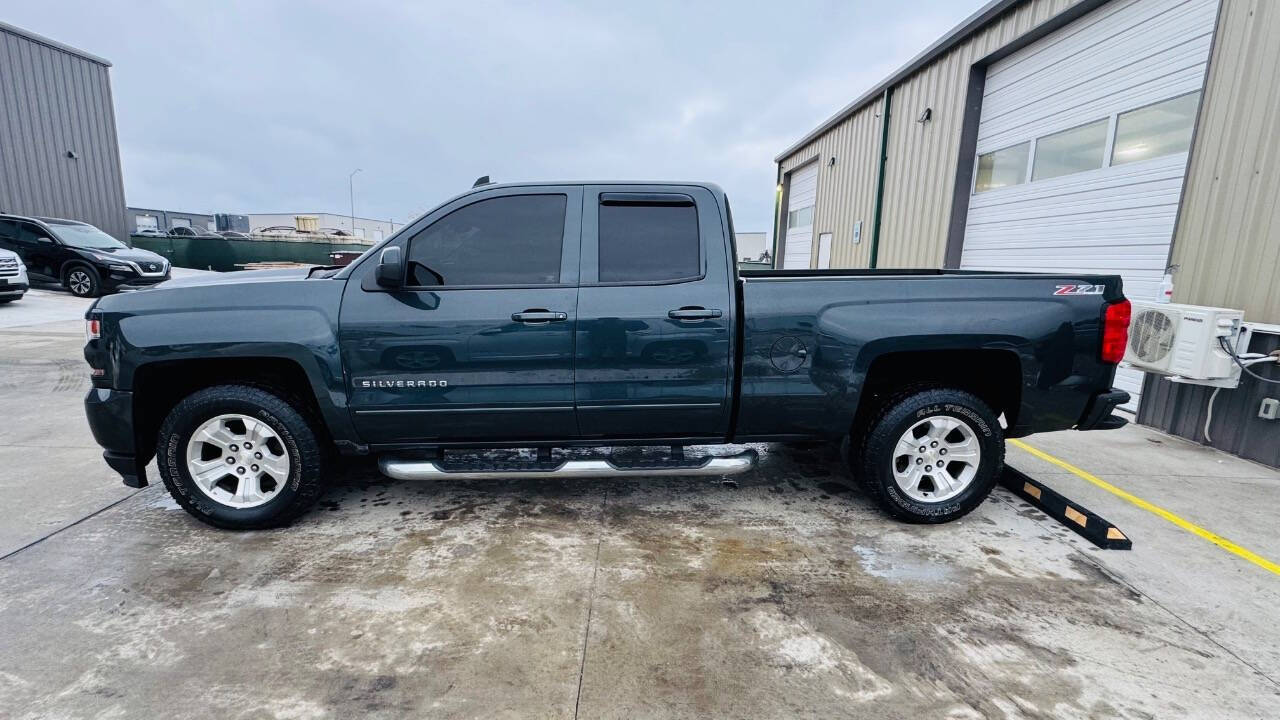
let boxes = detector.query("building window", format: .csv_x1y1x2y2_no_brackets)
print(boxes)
974,142,1030,193
598,199,700,283
1032,118,1109,181
786,205,814,229
135,215,158,232
1112,92,1201,166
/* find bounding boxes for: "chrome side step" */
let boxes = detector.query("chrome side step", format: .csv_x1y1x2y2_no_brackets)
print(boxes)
378,450,758,481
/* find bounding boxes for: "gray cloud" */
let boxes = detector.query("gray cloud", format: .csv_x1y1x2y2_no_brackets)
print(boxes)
7,0,978,234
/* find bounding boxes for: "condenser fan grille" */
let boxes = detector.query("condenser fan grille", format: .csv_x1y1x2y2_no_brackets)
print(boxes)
1129,309,1176,363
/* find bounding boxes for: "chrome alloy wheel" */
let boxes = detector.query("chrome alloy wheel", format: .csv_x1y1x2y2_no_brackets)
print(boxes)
185,414,291,509
68,269,92,295
892,415,981,503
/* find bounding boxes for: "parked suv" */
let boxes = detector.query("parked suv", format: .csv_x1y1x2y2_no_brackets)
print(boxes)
0,214,171,297
0,248,29,303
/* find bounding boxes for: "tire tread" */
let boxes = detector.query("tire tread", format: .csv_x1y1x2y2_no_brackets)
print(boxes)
156,384,327,530
851,387,1004,523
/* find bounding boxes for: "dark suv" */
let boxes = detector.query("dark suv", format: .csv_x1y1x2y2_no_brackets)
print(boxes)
0,214,171,297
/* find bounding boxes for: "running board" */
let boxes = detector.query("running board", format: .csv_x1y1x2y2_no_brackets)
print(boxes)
378,450,758,481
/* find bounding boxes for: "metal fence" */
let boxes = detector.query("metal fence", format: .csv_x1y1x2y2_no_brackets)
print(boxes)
130,235,371,272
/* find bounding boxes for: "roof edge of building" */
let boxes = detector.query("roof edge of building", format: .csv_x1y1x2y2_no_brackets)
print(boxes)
773,0,1021,163
0,20,111,67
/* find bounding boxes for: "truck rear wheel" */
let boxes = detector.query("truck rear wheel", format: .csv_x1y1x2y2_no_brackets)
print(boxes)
156,385,327,530
852,388,1004,523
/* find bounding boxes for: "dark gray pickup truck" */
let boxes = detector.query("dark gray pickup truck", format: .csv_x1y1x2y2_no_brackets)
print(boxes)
83,181,1131,529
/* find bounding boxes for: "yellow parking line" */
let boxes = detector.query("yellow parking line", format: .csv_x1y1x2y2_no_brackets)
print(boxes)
1009,439,1280,577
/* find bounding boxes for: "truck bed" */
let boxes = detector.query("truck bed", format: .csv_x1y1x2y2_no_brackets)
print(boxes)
734,268,1125,441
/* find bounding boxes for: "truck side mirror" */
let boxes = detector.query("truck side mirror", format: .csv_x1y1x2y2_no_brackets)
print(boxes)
375,246,404,288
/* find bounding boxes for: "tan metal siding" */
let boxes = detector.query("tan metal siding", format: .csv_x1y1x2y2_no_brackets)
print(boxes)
1169,0,1280,323
877,0,1080,268
0,26,128,241
778,102,881,268
777,0,1083,268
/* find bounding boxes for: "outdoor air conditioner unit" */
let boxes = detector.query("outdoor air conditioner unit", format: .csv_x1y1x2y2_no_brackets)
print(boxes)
1124,301,1247,384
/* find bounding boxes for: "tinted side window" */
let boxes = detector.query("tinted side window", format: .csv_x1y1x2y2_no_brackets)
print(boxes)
407,194,566,286
0,220,16,242
598,200,700,283
17,223,45,244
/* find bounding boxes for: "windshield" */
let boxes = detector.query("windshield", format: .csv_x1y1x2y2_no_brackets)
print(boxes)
48,223,127,249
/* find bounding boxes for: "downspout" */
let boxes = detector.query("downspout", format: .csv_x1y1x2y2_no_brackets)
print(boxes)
771,164,783,268
869,87,893,269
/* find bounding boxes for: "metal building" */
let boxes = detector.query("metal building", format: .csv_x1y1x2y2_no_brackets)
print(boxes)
774,0,1280,465
126,207,215,235
0,22,127,241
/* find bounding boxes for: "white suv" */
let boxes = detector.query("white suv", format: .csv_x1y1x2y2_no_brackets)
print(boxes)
0,247,29,303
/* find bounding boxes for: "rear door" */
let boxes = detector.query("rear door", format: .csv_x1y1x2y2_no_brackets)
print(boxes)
574,185,734,440
339,186,582,443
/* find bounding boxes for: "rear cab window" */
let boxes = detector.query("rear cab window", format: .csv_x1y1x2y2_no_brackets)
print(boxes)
597,193,700,284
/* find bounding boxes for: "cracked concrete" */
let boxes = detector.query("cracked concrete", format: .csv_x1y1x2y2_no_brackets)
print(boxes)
2,287,1279,719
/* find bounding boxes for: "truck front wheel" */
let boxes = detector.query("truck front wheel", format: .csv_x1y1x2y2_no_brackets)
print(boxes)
852,388,1004,523
156,385,328,530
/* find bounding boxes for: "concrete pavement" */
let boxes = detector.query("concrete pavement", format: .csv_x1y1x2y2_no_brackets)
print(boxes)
1,285,1278,719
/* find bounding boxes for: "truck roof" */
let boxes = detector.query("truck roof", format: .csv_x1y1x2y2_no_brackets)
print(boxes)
470,180,725,193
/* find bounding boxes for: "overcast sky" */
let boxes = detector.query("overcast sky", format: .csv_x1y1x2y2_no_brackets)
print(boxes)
7,0,980,234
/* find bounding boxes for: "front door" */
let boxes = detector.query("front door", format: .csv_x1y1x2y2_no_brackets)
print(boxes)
574,186,735,440
0,220,58,281
339,187,582,443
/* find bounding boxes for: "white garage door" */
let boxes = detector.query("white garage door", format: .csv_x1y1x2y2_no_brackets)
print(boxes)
783,163,818,269
960,0,1218,408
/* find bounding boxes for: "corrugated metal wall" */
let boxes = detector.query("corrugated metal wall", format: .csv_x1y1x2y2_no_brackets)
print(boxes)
778,102,881,269
1137,331,1280,467
776,0,1082,269
0,25,127,241
877,0,1080,268
1168,0,1280,324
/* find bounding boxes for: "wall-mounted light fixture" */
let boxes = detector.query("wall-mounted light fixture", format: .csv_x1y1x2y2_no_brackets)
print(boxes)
65,150,79,160
917,108,932,124
828,156,837,167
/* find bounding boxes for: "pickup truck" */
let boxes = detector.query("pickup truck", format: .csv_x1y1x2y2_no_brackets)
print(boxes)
82,181,1132,530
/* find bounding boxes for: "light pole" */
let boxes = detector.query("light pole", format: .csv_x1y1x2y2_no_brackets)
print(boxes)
348,168,362,237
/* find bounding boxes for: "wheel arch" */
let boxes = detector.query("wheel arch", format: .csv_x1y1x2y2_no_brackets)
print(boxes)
131,356,333,470
847,347,1023,437
60,259,98,285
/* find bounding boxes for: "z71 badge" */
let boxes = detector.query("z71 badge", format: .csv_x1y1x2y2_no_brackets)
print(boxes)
1054,284,1105,296
356,377,448,389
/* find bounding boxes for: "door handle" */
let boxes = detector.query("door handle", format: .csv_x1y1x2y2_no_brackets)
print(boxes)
512,309,568,323
668,307,723,320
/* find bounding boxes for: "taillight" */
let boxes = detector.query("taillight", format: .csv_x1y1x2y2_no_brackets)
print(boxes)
1101,299,1131,364
86,318,101,340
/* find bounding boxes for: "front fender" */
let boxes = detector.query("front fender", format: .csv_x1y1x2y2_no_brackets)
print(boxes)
94,277,358,445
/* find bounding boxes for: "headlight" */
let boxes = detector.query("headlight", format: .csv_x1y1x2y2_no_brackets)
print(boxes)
108,263,132,273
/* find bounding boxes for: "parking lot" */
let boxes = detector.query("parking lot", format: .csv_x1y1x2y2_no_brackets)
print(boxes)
1,286,1278,719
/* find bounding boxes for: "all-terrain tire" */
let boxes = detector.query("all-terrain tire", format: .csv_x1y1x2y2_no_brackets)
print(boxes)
156,384,328,530
851,388,1004,523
